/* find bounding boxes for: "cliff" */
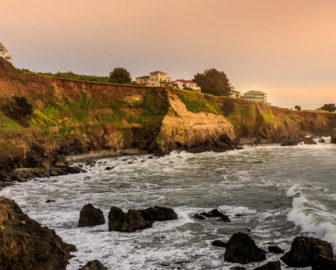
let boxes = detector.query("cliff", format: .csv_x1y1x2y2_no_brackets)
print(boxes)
0,57,336,174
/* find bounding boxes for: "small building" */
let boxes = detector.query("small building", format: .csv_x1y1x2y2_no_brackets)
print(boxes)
135,75,150,85
243,90,268,103
0,42,12,62
173,79,201,92
136,71,171,87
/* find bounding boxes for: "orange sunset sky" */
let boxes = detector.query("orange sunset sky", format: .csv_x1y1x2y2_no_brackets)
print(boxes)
1,0,335,109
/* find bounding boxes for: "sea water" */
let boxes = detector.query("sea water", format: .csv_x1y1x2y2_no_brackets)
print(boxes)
1,139,336,269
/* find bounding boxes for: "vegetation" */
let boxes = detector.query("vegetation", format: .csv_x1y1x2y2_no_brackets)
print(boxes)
318,103,336,112
2,96,33,125
294,105,301,111
109,67,132,84
193,68,233,96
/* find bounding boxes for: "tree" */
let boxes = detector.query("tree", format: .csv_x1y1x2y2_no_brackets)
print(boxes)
109,67,131,84
294,105,301,111
193,68,232,96
319,103,336,112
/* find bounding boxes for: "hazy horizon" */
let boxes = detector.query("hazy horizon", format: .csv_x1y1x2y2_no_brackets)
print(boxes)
1,0,335,109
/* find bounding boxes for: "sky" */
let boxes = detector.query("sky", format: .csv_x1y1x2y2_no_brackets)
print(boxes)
1,0,335,109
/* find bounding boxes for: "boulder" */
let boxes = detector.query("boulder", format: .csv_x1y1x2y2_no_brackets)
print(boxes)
78,204,105,227
197,209,231,222
193,213,206,220
211,240,227,248
268,245,284,254
332,127,336,143
312,255,336,270
280,137,301,146
303,136,317,145
79,260,107,270
253,261,281,270
108,206,177,232
281,236,333,267
0,197,76,270
318,138,326,143
224,232,266,264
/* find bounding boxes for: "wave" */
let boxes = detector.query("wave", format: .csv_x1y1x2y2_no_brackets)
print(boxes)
287,185,336,251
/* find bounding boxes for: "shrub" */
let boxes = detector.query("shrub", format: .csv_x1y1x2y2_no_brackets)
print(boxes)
2,96,33,124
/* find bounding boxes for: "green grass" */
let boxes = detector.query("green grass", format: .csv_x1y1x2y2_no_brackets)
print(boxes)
174,89,221,114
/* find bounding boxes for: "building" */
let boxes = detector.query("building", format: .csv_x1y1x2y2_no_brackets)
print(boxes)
243,90,268,103
173,79,201,92
136,71,171,87
0,42,12,62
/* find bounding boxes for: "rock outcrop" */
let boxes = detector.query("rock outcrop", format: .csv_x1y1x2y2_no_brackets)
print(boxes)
224,232,266,264
108,206,177,232
253,261,281,270
281,236,333,267
193,208,231,222
78,203,105,227
79,260,107,270
0,197,76,270
268,245,284,254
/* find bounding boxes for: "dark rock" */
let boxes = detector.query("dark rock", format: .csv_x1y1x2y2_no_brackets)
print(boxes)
211,240,227,247
199,209,231,222
268,245,284,254
304,136,317,145
46,199,56,203
230,267,246,270
254,261,281,270
78,204,105,227
224,232,266,264
79,260,107,270
281,236,333,267
280,137,301,146
332,128,336,144
104,167,114,171
312,255,336,270
108,206,177,232
193,213,206,220
318,138,326,143
0,197,76,270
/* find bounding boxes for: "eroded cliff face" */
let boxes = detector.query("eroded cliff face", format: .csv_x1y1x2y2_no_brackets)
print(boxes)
151,92,235,153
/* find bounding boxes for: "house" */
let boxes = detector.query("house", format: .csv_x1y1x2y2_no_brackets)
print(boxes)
136,71,171,87
0,42,12,62
243,90,268,103
173,79,201,92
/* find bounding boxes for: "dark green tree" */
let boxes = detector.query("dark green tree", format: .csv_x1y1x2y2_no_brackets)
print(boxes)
193,68,232,96
294,105,301,111
109,67,131,84
319,103,336,112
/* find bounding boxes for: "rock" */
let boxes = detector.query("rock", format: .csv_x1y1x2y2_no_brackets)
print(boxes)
304,136,317,145
193,213,206,220
230,267,246,270
78,204,105,227
312,255,336,270
104,167,114,171
79,260,107,270
268,245,284,254
332,128,336,144
254,261,281,270
198,209,231,222
318,138,326,143
0,197,76,270
281,236,333,267
211,240,227,248
108,206,177,232
280,137,301,146
46,199,56,203
224,232,266,264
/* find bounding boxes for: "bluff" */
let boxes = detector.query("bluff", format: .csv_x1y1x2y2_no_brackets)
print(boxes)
0,58,336,176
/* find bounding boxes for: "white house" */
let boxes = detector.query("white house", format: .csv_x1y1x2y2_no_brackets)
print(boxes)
243,90,268,103
173,79,201,92
136,71,171,87
0,42,12,62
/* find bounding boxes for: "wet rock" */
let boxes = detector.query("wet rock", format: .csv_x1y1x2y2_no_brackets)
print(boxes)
108,206,177,232
230,267,246,270
46,199,56,203
281,236,333,267
0,197,76,270
318,138,326,143
312,255,336,270
192,213,206,220
268,245,284,254
224,232,266,264
79,260,107,270
198,209,231,222
254,261,281,270
331,128,336,144
280,137,301,146
211,240,227,248
304,136,317,145
104,167,114,171
78,204,105,227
